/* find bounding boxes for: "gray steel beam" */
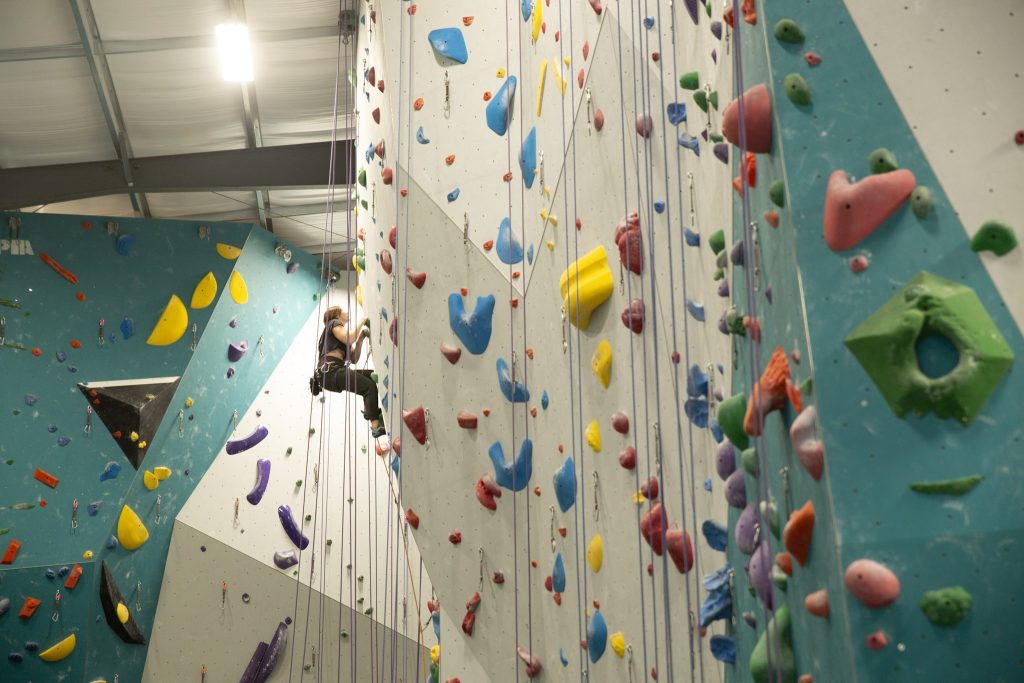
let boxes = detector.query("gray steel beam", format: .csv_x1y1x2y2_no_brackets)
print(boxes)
172,201,354,223
0,141,355,209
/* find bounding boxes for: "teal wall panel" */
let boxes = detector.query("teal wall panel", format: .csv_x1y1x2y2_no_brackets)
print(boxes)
0,212,323,681
726,1,1023,682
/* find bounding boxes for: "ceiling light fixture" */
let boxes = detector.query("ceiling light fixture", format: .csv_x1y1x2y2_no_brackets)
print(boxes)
216,23,254,82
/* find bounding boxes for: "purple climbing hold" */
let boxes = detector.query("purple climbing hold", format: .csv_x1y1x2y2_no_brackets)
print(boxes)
229,318,239,328
713,143,729,164
226,425,269,455
684,0,699,24
246,459,272,505
735,505,759,554
715,440,736,480
765,286,773,304
24,394,37,406
287,262,299,274
724,469,746,508
228,341,249,362
748,540,775,610
273,549,298,569
718,311,730,335
717,279,730,297
226,368,236,378
277,505,310,549
710,21,722,39
730,239,745,266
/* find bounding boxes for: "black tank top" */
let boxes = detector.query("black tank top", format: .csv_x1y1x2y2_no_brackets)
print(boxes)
319,320,348,362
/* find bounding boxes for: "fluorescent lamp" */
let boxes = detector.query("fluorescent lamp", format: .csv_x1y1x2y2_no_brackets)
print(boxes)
216,23,254,82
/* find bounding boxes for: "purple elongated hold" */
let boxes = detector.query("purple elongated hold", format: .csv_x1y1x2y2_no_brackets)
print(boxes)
710,20,722,40
226,425,269,455
724,469,747,508
730,239,745,266
735,505,759,554
277,505,309,549
715,440,736,480
273,549,298,569
254,621,288,683
684,0,699,24
748,540,775,610
228,340,249,362
239,641,269,683
246,459,271,505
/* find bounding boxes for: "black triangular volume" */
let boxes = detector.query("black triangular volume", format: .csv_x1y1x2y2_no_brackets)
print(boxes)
78,376,180,470
99,561,146,645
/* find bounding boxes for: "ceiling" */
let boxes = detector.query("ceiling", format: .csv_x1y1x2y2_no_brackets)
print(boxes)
0,0,359,263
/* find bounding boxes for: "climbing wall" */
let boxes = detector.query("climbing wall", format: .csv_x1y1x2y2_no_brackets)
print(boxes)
0,211,321,681
144,290,436,679
718,1,1024,682
356,0,736,680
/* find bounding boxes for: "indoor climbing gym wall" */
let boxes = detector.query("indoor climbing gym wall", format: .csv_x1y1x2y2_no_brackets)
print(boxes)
143,289,433,680
356,0,736,681
717,1,1023,683
0,210,322,681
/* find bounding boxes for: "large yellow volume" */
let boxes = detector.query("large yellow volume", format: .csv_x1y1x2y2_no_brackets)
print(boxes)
117,505,149,550
190,272,218,308
146,295,188,346
229,271,249,304
559,245,613,330
38,634,76,662
216,243,241,259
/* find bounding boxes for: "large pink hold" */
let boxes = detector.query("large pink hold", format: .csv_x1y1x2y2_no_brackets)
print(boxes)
402,406,427,444
380,250,393,275
722,83,773,153
790,405,824,481
476,474,501,510
823,169,915,251
614,212,643,275
845,559,900,608
406,268,426,288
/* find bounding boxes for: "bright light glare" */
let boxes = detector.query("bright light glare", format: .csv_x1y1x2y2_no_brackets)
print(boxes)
216,23,254,82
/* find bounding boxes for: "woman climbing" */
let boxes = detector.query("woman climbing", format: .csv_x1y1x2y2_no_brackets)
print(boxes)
311,305,386,438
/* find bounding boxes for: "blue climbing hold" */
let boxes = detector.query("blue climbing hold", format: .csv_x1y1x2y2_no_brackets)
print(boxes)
710,418,724,443
427,28,469,64
520,127,538,189
686,299,705,322
684,228,700,246
687,363,709,397
700,563,733,627
447,188,460,203
704,477,713,491
654,200,666,214
486,76,517,136
383,375,389,389
684,398,709,428
55,351,66,363
45,568,56,579
541,390,549,410
559,648,568,666
487,439,533,491
710,635,736,664
527,243,535,265
587,610,608,663
667,102,687,125
416,127,430,144
521,0,533,22
120,316,135,340
432,611,441,641
380,307,388,322
701,519,728,551
678,133,700,155
57,436,71,447
553,456,576,512
644,16,655,29
57,566,69,578
382,393,389,412
365,141,375,163
391,454,400,478
24,641,39,651
87,501,102,516
106,534,119,549
552,553,566,593
9,653,23,663
496,217,524,264
497,357,530,402
448,294,496,354
116,234,136,256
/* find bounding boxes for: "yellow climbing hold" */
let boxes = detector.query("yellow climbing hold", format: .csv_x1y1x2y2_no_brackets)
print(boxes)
430,645,440,665
546,240,556,251
592,339,612,388
185,397,194,408
154,466,172,481
587,534,603,573
143,470,159,491
229,271,249,304
543,185,552,198
559,246,614,330
540,209,548,222
352,252,363,273
82,550,93,559
610,632,626,658
216,243,242,260
38,634,76,662
116,602,130,624
137,441,147,449
356,285,363,306
146,294,188,346
531,0,542,43
585,419,601,452
190,272,218,309
632,490,647,505
563,56,571,67
536,59,548,116
551,58,566,95
548,214,559,227
496,68,506,78
117,505,149,550
130,431,139,442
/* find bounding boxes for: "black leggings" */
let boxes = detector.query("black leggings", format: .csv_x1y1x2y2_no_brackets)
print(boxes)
320,361,383,421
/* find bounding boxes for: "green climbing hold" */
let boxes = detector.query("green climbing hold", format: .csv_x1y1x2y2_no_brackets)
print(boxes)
844,272,1014,425
970,220,1018,256
713,267,725,281
799,376,813,395
693,90,709,113
304,514,311,522
772,565,788,592
718,394,749,449
5,459,13,465
911,186,933,219
358,575,364,582
326,539,333,546
295,480,303,487
360,199,368,210
709,91,719,110
868,147,899,174
679,71,700,90
313,293,320,300
705,1,712,17
750,605,795,683
308,427,316,436
12,409,20,416
783,73,811,106
726,309,747,336
760,498,780,538
769,180,785,208
0,527,10,536
286,447,293,455
430,664,439,682
708,229,726,254
370,373,379,382
340,630,349,638
741,448,759,477
364,607,373,616
773,19,806,44
910,475,982,495
709,133,724,143
358,168,367,187
357,597,364,604
920,586,972,628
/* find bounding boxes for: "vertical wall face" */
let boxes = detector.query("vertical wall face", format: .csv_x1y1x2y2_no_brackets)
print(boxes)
0,212,321,682
723,1,1024,682
356,1,734,681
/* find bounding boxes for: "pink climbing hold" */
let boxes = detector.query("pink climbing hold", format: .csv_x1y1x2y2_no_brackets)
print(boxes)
440,342,462,364
402,406,427,444
641,476,659,500
666,529,694,574
388,225,397,248
372,107,380,124
389,316,399,346
618,446,637,470
804,589,829,618
845,559,900,608
493,570,505,584
382,167,393,185
578,68,585,89
406,268,426,288
457,411,478,429
587,0,602,16
594,109,605,132
636,114,654,139
790,406,824,481
583,41,590,60
849,254,870,273
622,299,645,334
476,474,502,510
722,83,773,153
611,411,629,434
615,211,643,275
380,250,393,275
640,503,668,555
517,646,542,678
804,52,822,67
865,630,889,651
822,169,916,251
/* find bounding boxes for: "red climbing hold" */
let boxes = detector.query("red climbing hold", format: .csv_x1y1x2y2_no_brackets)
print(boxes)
457,411,478,429
31,348,41,357
483,91,492,101
377,79,385,93
533,486,541,497
587,0,602,16
440,342,462,364
40,252,79,284
402,406,427,444
744,346,792,436
517,646,542,678
366,67,375,83
615,211,643,274
493,571,505,584
544,575,553,592
18,596,40,619
449,531,462,545
722,84,773,154
405,509,419,529
64,563,84,589
389,225,397,248
594,109,605,132
776,552,794,576
640,503,668,555
462,611,476,636
375,140,385,159
621,300,645,334
641,476,659,500
823,169,915,251
382,167,394,185
583,41,590,60
380,250,393,275
476,474,502,510
845,559,900,608
372,107,381,124
577,68,585,90
1016,130,1024,145
414,97,424,110
666,529,694,574
865,630,889,651
482,408,491,417
764,210,780,228
406,268,426,288
70,339,82,349
804,52,822,67
76,291,86,302
804,589,829,618
849,254,870,273
483,240,494,251
618,446,637,469
612,411,630,434
2,539,22,564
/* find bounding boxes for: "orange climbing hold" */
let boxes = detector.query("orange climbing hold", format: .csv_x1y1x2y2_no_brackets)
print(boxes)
503,172,513,182
406,509,420,529
483,91,493,101
783,500,815,567
463,16,474,26
445,154,456,166
70,339,81,349
764,210,780,228
2,539,22,564
64,563,83,589
18,596,40,619
804,589,829,618
742,0,757,24
32,348,41,356
407,4,417,15
414,97,424,110
743,346,792,436
33,468,59,488
775,552,793,576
